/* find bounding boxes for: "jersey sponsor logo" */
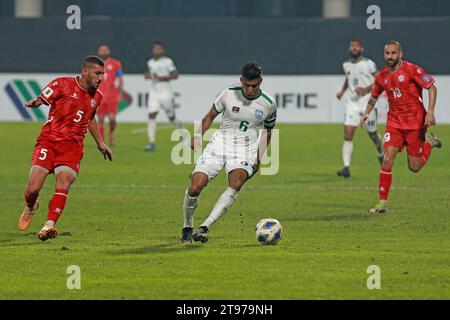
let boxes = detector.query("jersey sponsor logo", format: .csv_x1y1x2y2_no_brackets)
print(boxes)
255,109,263,120
422,75,431,83
70,93,78,99
232,106,240,113
43,87,54,98
398,75,405,82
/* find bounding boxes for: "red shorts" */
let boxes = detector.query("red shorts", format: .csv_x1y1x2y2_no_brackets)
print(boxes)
31,140,84,175
97,97,118,116
383,127,426,157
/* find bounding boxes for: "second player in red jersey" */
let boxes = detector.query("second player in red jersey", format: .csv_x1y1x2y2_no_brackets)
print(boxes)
97,44,124,146
361,40,442,213
18,55,113,241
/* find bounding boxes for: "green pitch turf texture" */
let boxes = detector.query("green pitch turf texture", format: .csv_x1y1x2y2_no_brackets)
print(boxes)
0,122,449,300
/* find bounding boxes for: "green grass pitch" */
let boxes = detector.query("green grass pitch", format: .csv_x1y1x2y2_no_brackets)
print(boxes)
0,122,449,299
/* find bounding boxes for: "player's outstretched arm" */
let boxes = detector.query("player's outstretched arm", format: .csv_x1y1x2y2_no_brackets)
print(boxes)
24,97,44,108
88,118,112,161
360,96,378,128
191,107,219,150
425,84,437,127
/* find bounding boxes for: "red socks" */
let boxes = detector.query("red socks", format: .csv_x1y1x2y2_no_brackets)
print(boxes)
379,168,392,201
422,142,432,166
47,189,69,224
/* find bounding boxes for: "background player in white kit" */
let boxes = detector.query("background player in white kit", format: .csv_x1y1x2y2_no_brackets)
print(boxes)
336,39,384,178
144,41,183,151
179,62,277,244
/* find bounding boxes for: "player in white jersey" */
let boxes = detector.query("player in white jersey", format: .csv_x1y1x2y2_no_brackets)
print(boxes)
179,62,277,244
336,39,384,178
144,41,183,151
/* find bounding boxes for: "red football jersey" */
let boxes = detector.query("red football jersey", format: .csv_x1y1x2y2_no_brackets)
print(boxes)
98,57,123,97
38,77,103,142
372,60,434,130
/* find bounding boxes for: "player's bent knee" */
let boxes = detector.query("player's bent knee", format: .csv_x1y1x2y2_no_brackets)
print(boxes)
408,164,421,173
55,167,77,188
188,185,204,197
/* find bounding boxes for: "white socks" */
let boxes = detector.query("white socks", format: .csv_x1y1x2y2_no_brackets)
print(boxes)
147,119,156,144
201,187,239,229
342,140,353,167
183,190,199,228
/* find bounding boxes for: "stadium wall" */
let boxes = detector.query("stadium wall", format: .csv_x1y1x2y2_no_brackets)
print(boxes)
1,74,449,124
0,16,449,74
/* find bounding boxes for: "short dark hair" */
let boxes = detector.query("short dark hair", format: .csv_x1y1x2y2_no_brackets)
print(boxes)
97,43,110,49
350,38,363,46
82,55,104,68
385,40,402,50
153,41,165,48
241,61,262,80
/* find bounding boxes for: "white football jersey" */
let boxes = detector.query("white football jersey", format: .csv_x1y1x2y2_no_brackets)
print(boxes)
212,85,277,148
342,57,377,104
146,56,177,94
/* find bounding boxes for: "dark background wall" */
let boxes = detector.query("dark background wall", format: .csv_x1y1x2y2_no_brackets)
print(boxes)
0,0,449,74
0,16,449,75
2,0,450,17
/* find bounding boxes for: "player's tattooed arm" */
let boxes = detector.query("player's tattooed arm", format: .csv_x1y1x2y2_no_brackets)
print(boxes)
88,118,112,161
336,78,348,100
425,84,437,127
24,97,44,108
191,107,219,150
360,96,378,128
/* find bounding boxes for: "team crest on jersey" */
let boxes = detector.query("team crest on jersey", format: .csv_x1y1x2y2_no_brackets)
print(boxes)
398,75,405,82
107,64,113,70
232,106,240,113
255,109,263,120
90,99,96,108
422,75,430,83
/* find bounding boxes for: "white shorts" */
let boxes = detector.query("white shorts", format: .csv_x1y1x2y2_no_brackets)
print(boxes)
192,132,257,180
344,100,378,133
148,91,175,118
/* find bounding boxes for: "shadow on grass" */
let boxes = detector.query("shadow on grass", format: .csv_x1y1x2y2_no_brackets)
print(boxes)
0,230,73,247
106,242,203,255
286,213,373,222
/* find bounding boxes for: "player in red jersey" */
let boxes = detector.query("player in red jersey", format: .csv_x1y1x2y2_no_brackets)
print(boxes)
96,44,124,146
361,40,441,213
17,55,113,241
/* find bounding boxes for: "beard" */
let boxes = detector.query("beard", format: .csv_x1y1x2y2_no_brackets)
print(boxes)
86,78,99,93
386,58,400,68
350,50,361,59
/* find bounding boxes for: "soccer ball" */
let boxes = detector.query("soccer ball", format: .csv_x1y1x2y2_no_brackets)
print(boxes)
255,218,283,245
